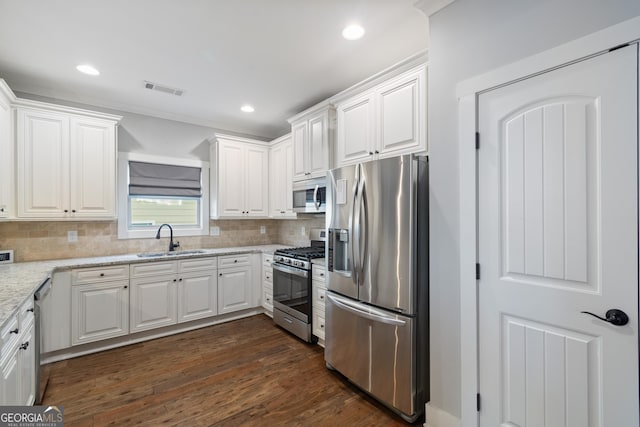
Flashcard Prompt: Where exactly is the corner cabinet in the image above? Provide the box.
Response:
[210,134,269,219]
[269,134,296,218]
[15,101,121,220]
[0,81,15,219]
[289,105,334,182]
[335,63,427,167]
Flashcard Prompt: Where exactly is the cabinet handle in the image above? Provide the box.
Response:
[320,273,324,277]
[72,209,76,213]
[320,324,324,329]
[219,273,222,277]
[124,285,128,289]
[10,328,18,334]
[173,279,177,282]
[234,259,238,263]
[64,209,69,213]
[20,342,29,350]
[320,295,324,300]
[369,151,373,155]
[179,278,183,282]
[26,308,34,313]
[375,150,379,154]
[0,208,4,212]
[99,273,105,277]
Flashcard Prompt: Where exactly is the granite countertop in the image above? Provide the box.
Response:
[0,244,288,331]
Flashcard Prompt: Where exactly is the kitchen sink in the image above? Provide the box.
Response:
[137,250,206,258]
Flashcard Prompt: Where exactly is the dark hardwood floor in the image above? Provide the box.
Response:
[43,315,415,426]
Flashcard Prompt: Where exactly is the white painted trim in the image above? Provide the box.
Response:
[212,132,271,146]
[12,96,122,122]
[270,132,291,144]
[414,0,456,17]
[457,16,640,427]
[425,402,462,427]
[0,79,17,102]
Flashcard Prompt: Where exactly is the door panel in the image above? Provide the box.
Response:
[478,45,638,426]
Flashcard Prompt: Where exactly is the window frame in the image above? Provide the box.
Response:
[117,152,210,239]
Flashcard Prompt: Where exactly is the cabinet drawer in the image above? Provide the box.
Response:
[0,314,19,357]
[179,257,217,273]
[263,267,273,283]
[312,264,326,281]
[218,254,250,268]
[312,282,326,307]
[130,261,177,278]
[262,253,273,266]
[312,310,325,340]
[263,289,273,309]
[18,298,34,329]
[73,265,129,284]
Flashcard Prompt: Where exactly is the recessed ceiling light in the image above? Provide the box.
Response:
[241,105,255,113]
[76,64,100,76]
[342,24,365,40]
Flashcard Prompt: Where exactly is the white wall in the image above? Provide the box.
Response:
[425,0,640,420]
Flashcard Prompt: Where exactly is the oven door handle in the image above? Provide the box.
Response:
[272,263,309,278]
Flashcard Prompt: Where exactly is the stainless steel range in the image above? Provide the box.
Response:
[272,229,325,342]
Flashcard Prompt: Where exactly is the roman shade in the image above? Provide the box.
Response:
[129,161,201,197]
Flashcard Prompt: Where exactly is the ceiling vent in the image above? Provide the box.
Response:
[143,81,184,96]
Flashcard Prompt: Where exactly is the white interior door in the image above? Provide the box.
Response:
[478,44,638,426]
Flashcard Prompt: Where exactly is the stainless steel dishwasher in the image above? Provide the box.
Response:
[34,277,51,404]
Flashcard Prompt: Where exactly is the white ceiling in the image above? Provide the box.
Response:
[0,0,428,140]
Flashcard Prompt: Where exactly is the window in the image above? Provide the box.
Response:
[118,153,209,239]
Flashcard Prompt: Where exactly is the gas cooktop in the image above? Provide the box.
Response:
[275,246,326,261]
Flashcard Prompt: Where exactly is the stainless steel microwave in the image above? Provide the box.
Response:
[292,177,326,213]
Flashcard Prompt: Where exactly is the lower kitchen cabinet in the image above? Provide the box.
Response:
[129,276,177,333]
[311,263,327,345]
[71,281,129,345]
[178,271,218,323]
[262,253,274,315]
[0,300,35,406]
[218,266,252,314]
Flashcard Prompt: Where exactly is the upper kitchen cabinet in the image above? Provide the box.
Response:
[288,103,334,182]
[334,62,427,167]
[269,134,296,218]
[0,81,16,219]
[15,100,121,220]
[210,134,269,219]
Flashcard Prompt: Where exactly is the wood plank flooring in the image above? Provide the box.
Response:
[43,315,416,426]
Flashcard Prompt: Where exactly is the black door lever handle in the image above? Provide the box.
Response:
[581,309,629,326]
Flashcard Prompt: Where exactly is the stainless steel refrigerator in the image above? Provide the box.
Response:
[325,154,428,423]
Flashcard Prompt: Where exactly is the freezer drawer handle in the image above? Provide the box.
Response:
[327,293,406,327]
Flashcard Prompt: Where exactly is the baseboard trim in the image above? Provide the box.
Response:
[424,403,461,427]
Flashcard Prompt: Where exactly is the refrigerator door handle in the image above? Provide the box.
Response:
[350,164,361,285]
[327,293,407,327]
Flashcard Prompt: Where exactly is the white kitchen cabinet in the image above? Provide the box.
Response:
[261,253,274,315]
[15,102,120,219]
[311,263,327,345]
[131,257,218,332]
[269,134,296,218]
[218,254,254,314]
[335,63,427,167]
[0,300,35,406]
[211,134,269,219]
[0,81,15,219]
[129,276,177,333]
[289,105,334,182]
[71,280,130,345]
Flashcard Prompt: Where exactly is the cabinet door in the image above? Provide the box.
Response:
[178,271,217,323]
[336,92,375,166]
[244,144,269,217]
[19,325,35,405]
[217,141,246,217]
[376,66,426,157]
[0,90,12,218]
[69,117,117,218]
[218,267,252,314]
[71,281,129,345]
[283,140,295,215]
[0,347,19,405]
[130,276,177,333]
[292,121,308,181]
[308,111,330,178]
[269,142,285,217]
[17,109,70,218]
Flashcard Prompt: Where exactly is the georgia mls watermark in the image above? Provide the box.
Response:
[0,406,63,427]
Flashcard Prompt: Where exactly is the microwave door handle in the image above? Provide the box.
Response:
[313,185,321,210]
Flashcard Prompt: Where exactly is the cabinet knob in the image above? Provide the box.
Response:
[375,150,379,154]
[20,342,29,350]
[179,278,183,282]
[320,324,324,329]
[64,209,69,213]
[10,328,18,334]
[219,273,222,277]
[124,285,128,289]
[234,259,238,263]
[320,273,324,277]
[369,152,373,155]
[72,209,76,213]
[0,208,4,212]
[99,273,105,277]
[320,295,324,300]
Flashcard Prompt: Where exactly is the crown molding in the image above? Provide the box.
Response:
[414,0,456,16]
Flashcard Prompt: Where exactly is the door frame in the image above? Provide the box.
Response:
[457,16,640,427]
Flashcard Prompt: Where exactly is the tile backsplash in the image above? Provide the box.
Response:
[0,216,326,262]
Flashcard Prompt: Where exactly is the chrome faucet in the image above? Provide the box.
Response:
[155,224,180,252]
